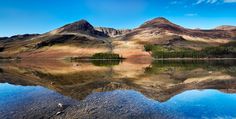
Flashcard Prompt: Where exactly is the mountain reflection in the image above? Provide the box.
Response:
[0,59,236,102]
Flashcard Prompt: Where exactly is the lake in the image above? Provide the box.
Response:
[0,59,236,119]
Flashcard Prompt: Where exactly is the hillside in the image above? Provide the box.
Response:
[123,17,236,42]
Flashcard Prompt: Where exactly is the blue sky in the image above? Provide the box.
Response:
[0,0,236,36]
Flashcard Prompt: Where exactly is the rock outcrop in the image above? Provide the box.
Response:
[95,27,131,37]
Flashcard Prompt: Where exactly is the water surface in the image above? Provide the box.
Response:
[0,60,236,118]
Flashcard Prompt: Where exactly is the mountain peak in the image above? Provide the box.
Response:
[140,17,173,28]
[50,19,108,37]
[149,17,171,23]
[73,19,91,26]
[140,17,180,28]
[135,17,188,35]
[59,19,94,33]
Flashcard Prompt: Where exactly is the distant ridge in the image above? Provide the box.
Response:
[0,34,39,41]
[215,25,236,30]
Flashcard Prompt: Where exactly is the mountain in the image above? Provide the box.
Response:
[95,27,131,37]
[0,17,236,59]
[49,20,108,37]
[125,17,236,39]
[0,20,110,58]
[215,25,236,30]
[34,20,114,49]
[139,17,185,32]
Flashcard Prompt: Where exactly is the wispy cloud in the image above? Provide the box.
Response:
[224,0,236,3]
[195,0,218,4]
[185,13,198,16]
[195,0,236,4]
[170,1,182,5]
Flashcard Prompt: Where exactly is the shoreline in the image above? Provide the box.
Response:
[153,58,236,61]
[68,57,236,61]
[1,57,236,62]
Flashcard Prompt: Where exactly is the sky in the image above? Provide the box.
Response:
[0,0,236,36]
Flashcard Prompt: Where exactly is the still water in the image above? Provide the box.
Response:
[0,60,236,119]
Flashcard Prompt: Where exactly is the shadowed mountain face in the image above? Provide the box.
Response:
[34,34,106,49]
[0,17,236,59]
[95,27,131,37]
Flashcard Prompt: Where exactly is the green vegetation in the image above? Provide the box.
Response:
[144,44,152,54]
[144,42,236,58]
[91,53,123,59]
[69,53,123,62]
[144,44,204,58]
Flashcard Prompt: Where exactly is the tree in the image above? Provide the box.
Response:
[144,44,153,55]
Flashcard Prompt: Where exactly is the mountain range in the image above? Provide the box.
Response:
[0,17,236,59]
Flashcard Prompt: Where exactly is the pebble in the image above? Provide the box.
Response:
[56,111,62,115]
[58,103,63,108]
